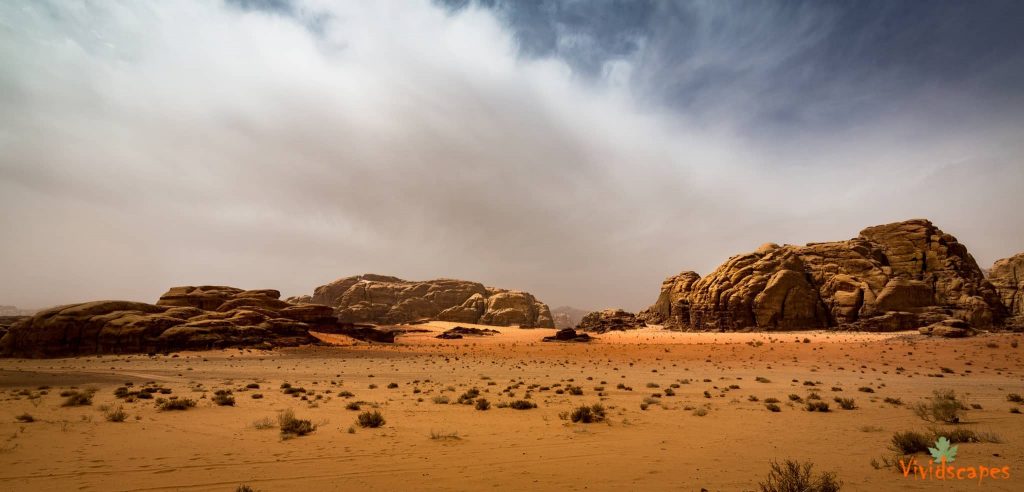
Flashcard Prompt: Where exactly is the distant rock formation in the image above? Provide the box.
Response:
[551,306,590,329]
[577,308,645,333]
[295,274,554,328]
[989,252,1024,329]
[0,305,34,316]
[640,219,1010,332]
[0,286,377,358]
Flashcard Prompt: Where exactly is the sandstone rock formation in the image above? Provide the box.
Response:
[299,274,554,328]
[989,252,1024,329]
[0,286,356,357]
[551,306,590,329]
[577,309,645,333]
[642,219,1008,332]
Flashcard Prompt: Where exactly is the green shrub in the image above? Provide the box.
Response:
[912,390,966,424]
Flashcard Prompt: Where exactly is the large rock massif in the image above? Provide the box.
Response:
[989,252,1024,328]
[291,274,554,328]
[639,219,1020,333]
[0,286,341,357]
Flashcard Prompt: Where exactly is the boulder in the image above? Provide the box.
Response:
[642,219,1008,332]
[543,328,594,342]
[577,309,645,333]
[919,318,975,338]
[301,274,554,328]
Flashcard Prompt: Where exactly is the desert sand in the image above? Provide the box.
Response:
[1,323,1022,491]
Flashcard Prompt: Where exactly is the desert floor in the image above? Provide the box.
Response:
[0,323,1022,491]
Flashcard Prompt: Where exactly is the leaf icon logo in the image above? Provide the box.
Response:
[928,437,958,463]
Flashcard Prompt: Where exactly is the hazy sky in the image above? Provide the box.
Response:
[2,0,1023,312]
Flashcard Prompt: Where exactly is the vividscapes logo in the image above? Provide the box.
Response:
[899,437,1011,484]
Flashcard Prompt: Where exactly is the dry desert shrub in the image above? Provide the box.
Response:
[568,404,606,423]
[278,409,314,438]
[158,398,196,411]
[104,406,127,422]
[758,460,841,492]
[911,390,967,424]
[356,410,385,428]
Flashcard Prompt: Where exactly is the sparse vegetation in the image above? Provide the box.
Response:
[357,410,385,428]
[15,413,34,423]
[61,390,94,407]
[834,397,856,410]
[569,404,606,423]
[475,398,491,411]
[278,409,315,438]
[911,389,966,424]
[158,398,196,411]
[758,460,841,492]
[805,401,830,412]
[104,406,128,422]
[509,400,537,410]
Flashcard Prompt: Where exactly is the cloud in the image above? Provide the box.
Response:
[1,0,1022,312]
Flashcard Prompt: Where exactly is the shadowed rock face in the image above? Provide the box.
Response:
[642,219,1008,332]
[0,286,342,357]
[990,252,1024,329]
[295,274,554,328]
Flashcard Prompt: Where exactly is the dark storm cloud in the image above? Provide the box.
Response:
[0,0,1022,313]
[452,0,1024,135]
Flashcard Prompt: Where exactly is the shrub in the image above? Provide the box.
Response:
[237,486,258,492]
[246,383,260,389]
[278,409,315,438]
[805,401,830,412]
[509,400,537,410]
[891,431,931,454]
[567,386,584,395]
[158,398,196,411]
[15,413,34,423]
[756,376,771,383]
[345,401,361,411]
[911,390,966,424]
[758,460,841,492]
[252,417,275,430]
[62,390,93,407]
[857,387,874,393]
[834,398,856,410]
[1007,394,1024,404]
[105,406,128,422]
[569,404,606,423]
[457,388,480,404]
[766,403,781,412]
[692,407,708,417]
[213,390,235,406]
[788,394,803,403]
[883,397,902,406]
[764,397,780,404]
[357,410,385,428]
[432,395,450,405]
[475,398,491,411]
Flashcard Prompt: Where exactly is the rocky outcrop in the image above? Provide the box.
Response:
[543,328,594,342]
[577,309,645,333]
[0,286,347,357]
[551,306,590,329]
[643,219,1008,332]
[989,253,1024,330]
[302,274,554,328]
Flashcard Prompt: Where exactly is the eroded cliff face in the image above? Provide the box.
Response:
[990,252,1024,329]
[640,219,1009,332]
[294,274,554,328]
[0,286,338,357]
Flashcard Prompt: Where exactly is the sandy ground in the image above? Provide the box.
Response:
[0,322,1022,491]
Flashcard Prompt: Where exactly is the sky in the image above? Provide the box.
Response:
[1,0,1023,312]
